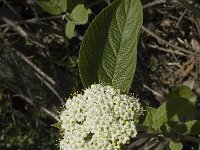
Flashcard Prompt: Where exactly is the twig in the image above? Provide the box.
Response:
[137,133,200,144]
[7,93,16,125]
[13,94,35,106]
[176,9,187,27]
[128,138,148,149]
[2,0,29,29]
[45,46,66,98]
[105,0,111,5]
[11,48,56,86]
[2,17,28,37]
[0,15,63,28]
[1,34,64,104]
[149,44,187,57]
[177,0,200,18]
[1,17,45,48]
[35,73,64,104]
[155,139,170,150]
[13,94,59,121]
[143,0,167,9]
[0,0,174,29]
[142,26,200,57]
[143,84,163,98]
[41,107,59,121]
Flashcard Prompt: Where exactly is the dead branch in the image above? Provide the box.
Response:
[11,48,56,86]
[142,26,200,57]
[177,0,200,18]
[13,94,59,121]
[0,15,63,28]
[2,17,45,48]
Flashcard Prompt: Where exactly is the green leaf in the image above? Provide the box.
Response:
[167,85,197,104]
[144,97,195,130]
[79,0,143,92]
[166,97,196,119]
[36,0,67,15]
[143,86,196,130]
[144,102,169,130]
[64,13,77,22]
[163,86,196,124]
[143,106,158,131]
[174,120,200,135]
[70,4,91,24]
[64,4,91,24]
[152,97,195,126]
[65,22,75,39]
[169,140,183,150]
[152,102,168,128]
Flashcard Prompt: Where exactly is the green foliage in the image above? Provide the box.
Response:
[69,4,91,24]
[169,140,183,150]
[142,85,199,149]
[36,0,67,15]
[36,0,90,39]
[143,105,167,131]
[174,120,200,135]
[65,4,91,39]
[143,85,197,133]
[167,85,197,104]
[166,97,195,119]
[79,0,143,93]
[65,22,75,39]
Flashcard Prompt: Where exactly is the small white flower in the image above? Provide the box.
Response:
[59,84,143,150]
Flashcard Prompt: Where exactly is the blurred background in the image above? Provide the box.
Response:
[0,0,200,149]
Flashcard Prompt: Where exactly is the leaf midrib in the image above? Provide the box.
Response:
[110,0,132,84]
[111,0,139,85]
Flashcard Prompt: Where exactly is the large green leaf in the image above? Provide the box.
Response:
[143,97,195,130]
[36,0,67,15]
[166,97,196,119]
[143,86,197,131]
[79,0,143,92]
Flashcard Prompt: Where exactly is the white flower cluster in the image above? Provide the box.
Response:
[60,84,143,150]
